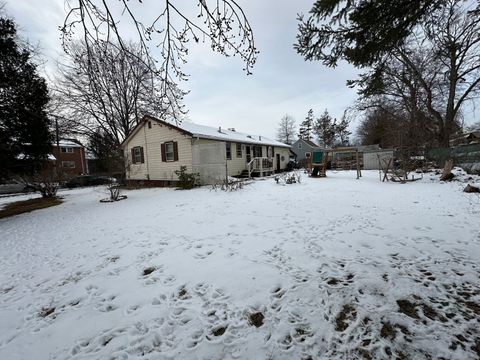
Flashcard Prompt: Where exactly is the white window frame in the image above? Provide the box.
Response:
[60,147,74,153]
[62,160,75,168]
[165,142,175,162]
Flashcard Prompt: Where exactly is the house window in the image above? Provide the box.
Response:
[133,147,143,164]
[148,121,152,129]
[236,143,242,158]
[305,152,311,158]
[161,142,178,162]
[298,143,302,149]
[165,142,175,161]
[62,161,75,168]
[253,146,262,158]
[60,147,74,153]
[226,142,232,160]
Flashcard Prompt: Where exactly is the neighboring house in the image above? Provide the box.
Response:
[122,115,291,186]
[51,140,88,176]
[449,129,480,147]
[291,138,322,162]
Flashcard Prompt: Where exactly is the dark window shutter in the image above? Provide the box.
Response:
[140,147,145,163]
[161,143,166,162]
[173,142,179,161]
[131,148,136,164]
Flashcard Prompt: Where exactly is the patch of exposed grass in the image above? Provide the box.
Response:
[0,197,62,219]
[212,326,226,337]
[39,307,55,317]
[249,312,265,328]
[335,304,357,332]
[143,266,155,276]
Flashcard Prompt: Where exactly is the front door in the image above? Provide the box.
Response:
[276,154,281,171]
[246,145,251,163]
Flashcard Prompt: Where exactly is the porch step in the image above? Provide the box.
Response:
[238,170,250,178]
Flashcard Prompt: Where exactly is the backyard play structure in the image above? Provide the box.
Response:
[309,149,362,179]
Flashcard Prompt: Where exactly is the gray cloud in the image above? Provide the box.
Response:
[5,0,362,139]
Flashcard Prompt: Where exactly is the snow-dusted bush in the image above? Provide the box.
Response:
[274,171,302,185]
[211,177,248,191]
[174,166,199,190]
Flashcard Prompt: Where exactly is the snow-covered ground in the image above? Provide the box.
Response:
[0,170,479,360]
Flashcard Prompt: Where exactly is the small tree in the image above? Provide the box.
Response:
[299,109,315,141]
[276,114,296,145]
[174,166,199,190]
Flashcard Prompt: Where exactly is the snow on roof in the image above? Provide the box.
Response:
[177,121,290,148]
[54,140,82,148]
[16,153,56,161]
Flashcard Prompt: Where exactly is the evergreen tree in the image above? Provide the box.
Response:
[0,17,52,179]
[296,0,446,67]
[298,109,314,141]
[335,113,351,146]
[315,109,336,148]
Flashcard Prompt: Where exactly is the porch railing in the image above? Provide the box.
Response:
[247,157,274,177]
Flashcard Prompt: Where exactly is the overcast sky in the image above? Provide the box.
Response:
[5,0,363,140]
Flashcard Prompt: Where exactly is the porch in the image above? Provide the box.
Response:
[243,157,275,178]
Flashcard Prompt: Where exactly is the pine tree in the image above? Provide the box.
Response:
[315,109,336,148]
[298,109,314,141]
[0,17,52,179]
[335,113,351,146]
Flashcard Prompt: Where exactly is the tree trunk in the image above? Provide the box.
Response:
[440,159,454,181]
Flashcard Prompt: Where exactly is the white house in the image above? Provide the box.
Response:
[122,115,291,186]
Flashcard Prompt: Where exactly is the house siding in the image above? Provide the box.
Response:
[124,119,292,185]
[125,121,193,181]
[51,145,87,176]
[191,138,227,184]
[227,142,248,176]
[291,139,319,162]
[274,147,291,170]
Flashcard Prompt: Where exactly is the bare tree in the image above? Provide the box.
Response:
[276,114,296,145]
[54,41,178,146]
[355,1,480,147]
[60,1,258,117]
[356,103,408,149]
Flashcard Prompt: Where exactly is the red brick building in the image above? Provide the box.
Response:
[51,140,88,176]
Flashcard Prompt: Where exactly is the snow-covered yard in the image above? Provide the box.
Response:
[0,171,479,359]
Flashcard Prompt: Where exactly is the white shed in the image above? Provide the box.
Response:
[363,150,394,170]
